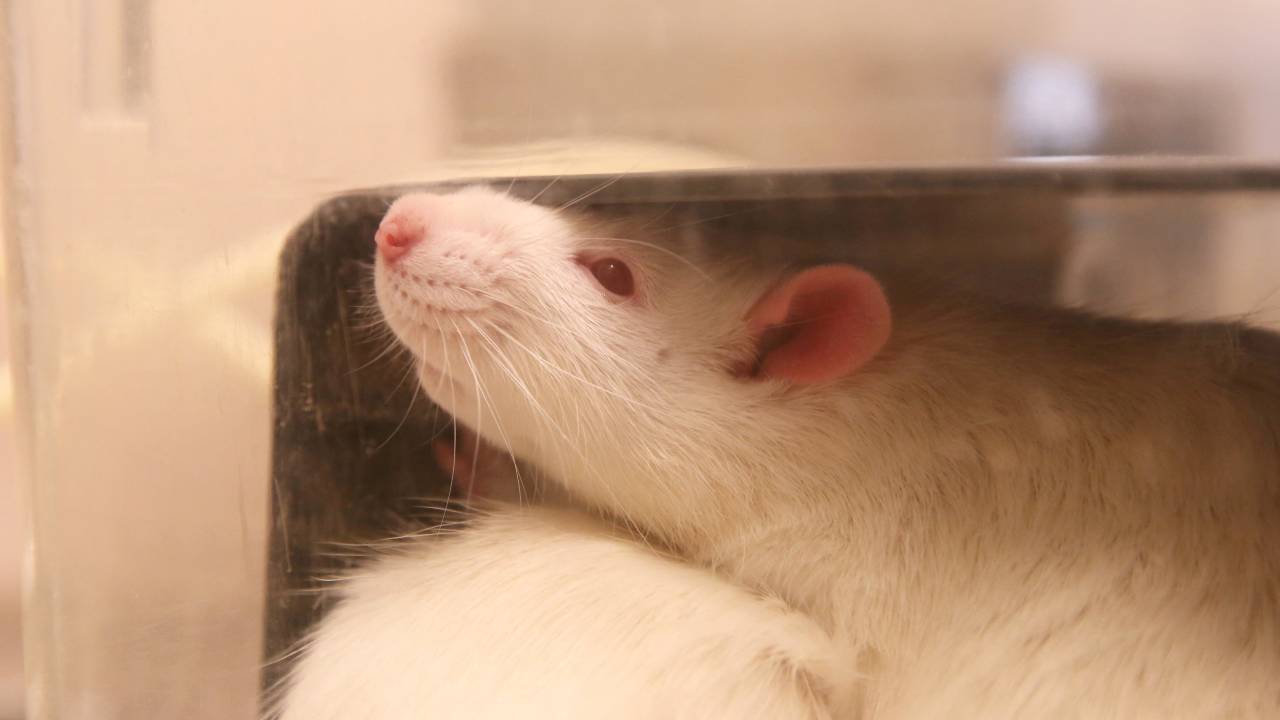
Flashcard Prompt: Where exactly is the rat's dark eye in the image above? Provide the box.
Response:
[587,257,635,297]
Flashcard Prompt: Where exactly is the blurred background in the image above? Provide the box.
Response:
[2,1,1279,718]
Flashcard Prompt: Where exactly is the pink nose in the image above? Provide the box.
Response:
[375,218,423,263]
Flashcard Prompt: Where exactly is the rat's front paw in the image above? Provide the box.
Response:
[431,423,526,503]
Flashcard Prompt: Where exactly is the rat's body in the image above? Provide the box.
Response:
[296,185,1280,718]
[272,505,855,720]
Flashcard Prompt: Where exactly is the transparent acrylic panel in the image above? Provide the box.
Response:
[262,168,1280,695]
[3,2,1278,719]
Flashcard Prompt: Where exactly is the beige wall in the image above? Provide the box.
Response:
[3,2,1278,719]
[2,5,25,715]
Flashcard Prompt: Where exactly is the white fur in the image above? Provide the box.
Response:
[371,185,1280,717]
[271,506,857,720]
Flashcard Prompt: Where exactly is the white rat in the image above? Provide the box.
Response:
[360,185,1280,718]
[270,504,858,720]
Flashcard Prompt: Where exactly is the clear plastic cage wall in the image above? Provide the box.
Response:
[4,2,1280,719]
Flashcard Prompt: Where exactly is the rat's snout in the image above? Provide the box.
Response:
[375,213,425,264]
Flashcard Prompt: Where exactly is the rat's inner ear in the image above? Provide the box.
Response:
[739,264,892,384]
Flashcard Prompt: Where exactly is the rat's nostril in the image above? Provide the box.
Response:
[375,219,423,263]
[382,225,414,248]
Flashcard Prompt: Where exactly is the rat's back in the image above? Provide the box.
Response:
[858,297,1280,717]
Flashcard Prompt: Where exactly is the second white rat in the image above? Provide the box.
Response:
[271,505,857,719]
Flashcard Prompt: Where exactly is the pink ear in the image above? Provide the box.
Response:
[742,265,891,384]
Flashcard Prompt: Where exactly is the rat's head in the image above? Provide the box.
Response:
[374,186,891,501]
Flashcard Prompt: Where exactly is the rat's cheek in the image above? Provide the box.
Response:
[416,370,482,428]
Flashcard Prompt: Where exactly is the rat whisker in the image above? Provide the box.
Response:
[416,417,457,451]
[555,171,627,213]
[372,376,422,452]
[466,321,555,429]
[468,288,659,388]
[377,520,472,543]
[350,335,412,375]
[471,287,619,350]
[432,327,462,521]
[452,319,528,506]
[651,204,768,234]
[424,349,452,404]
[527,174,563,205]
[348,315,399,332]
[634,202,678,232]
[467,318,591,483]
[380,350,424,408]
[485,322,665,417]
[470,324,644,528]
